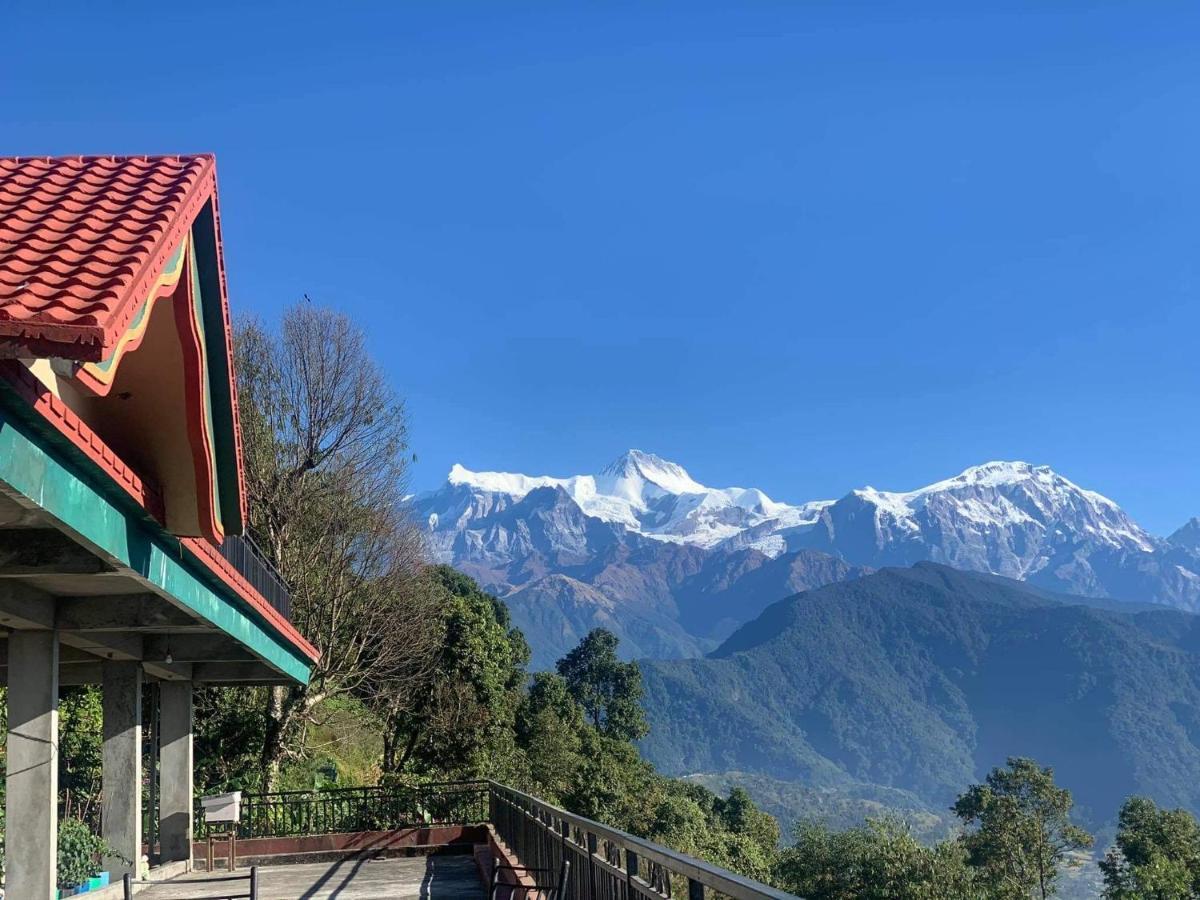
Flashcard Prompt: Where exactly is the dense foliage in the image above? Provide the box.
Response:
[56,817,112,890]
[954,759,1094,899]
[1101,797,1200,898]
[556,628,649,741]
[777,759,1095,900]
[779,817,982,899]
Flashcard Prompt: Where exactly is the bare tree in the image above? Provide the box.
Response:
[234,304,442,790]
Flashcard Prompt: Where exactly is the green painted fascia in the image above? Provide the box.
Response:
[188,232,225,531]
[0,398,311,684]
[192,201,243,535]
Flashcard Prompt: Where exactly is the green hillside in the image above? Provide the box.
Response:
[640,562,1200,826]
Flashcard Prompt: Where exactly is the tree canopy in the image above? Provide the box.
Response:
[556,628,648,741]
[1101,797,1200,899]
[953,758,1094,900]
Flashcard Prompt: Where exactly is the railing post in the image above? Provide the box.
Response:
[586,831,598,900]
[688,878,704,900]
[626,848,639,900]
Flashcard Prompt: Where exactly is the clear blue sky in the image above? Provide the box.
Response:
[4,2,1197,533]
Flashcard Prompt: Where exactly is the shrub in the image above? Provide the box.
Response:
[57,817,111,890]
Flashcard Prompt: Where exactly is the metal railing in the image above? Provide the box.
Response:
[193,781,794,900]
[125,868,258,900]
[489,783,795,900]
[218,532,292,621]
[195,780,489,839]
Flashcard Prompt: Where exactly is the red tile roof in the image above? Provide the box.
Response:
[0,155,217,361]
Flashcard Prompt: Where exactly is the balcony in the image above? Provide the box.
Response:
[184,781,795,899]
[218,532,293,621]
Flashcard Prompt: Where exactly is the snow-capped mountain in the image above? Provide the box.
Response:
[411,452,1200,667]
[424,450,830,558]
[795,461,1158,581]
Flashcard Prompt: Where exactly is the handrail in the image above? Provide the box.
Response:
[219,532,292,621]
[189,780,794,900]
[241,779,487,801]
[488,781,796,900]
[195,779,489,839]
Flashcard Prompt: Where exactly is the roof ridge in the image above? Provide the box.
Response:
[7,153,216,163]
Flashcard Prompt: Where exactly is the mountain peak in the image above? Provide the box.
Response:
[1169,517,1200,552]
[598,450,705,496]
[956,460,1044,481]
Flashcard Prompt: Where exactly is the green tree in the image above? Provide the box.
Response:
[953,757,1093,899]
[515,672,587,802]
[194,685,269,792]
[776,817,982,900]
[556,628,648,741]
[378,566,529,778]
[645,781,781,885]
[1100,797,1200,899]
[58,687,103,826]
[523,632,784,885]
[234,305,442,790]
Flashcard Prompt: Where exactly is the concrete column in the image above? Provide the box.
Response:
[5,630,60,900]
[158,681,194,865]
[102,660,142,878]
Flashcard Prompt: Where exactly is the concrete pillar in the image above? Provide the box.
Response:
[5,630,60,900]
[102,660,142,878]
[158,681,194,865]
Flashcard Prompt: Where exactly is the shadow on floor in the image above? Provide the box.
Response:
[293,854,483,900]
[298,856,374,899]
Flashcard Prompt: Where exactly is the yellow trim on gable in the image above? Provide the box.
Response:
[76,240,188,393]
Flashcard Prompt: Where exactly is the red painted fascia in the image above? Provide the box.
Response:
[183,535,321,662]
[0,359,165,518]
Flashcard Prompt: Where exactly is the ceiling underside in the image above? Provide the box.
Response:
[0,488,291,686]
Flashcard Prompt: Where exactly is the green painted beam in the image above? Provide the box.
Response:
[0,405,312,685]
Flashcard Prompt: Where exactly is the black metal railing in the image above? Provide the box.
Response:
[489,783,796,900]
[218,533,292,621]
[194,780,489,840]
[124,868,258,900]
[193,781,794,900]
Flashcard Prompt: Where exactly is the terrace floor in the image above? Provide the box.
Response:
[139,855,484,900]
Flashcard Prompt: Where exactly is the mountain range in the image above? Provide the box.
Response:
[639,563,1200,828]
[413,451,1200,668]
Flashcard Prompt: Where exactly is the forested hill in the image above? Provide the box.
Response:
[639,562,1200,826]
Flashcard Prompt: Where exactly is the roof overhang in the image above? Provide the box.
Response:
[0,393,315,683]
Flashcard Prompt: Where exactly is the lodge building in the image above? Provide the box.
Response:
[0,155,317,898]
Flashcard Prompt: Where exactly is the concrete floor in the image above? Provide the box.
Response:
[137,854,484,900]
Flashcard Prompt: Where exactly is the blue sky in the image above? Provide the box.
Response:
[4,2,1198,533]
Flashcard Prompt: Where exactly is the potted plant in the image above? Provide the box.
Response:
[56,818,119,898]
